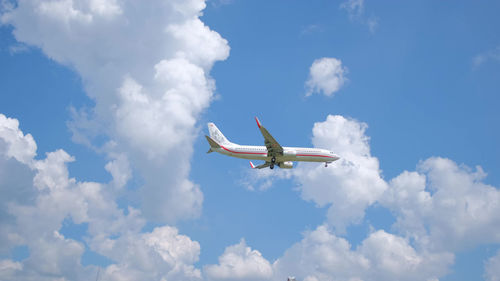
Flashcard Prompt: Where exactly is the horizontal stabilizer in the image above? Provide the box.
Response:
[249,161,271,169]
[205,135,221,149]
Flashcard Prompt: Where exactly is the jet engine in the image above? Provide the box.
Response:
[278,161,293,169]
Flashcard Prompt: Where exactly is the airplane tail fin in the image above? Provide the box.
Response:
[207,123,231,145]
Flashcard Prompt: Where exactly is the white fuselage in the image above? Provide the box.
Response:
[213,143,340,163]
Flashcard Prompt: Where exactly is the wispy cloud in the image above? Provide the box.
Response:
[473,46,500,69]
[209,0,234,8]
[340,0,379,33]
[8,43,29,55]
[300,24,324,36]
[340,0,364,19]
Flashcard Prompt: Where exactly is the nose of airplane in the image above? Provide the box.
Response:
[330,151,340,161]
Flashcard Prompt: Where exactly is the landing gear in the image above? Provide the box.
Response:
[270,157,276,169]
[325,162,328,167]
[271,156,276,164]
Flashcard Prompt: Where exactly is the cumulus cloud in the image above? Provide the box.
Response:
[1,0,230,223]
[305,58,347,97]
[273,225,368,281]
[205,239,273,281]
[382,157,500,252]
[240,115,386,232]
[294,115,387,233]
[273,225,452,281]
[289,117,500,278]
[0,113,204,281]
[96,226,202,281]
[0,0,230,279]
[239,113,500,280]
[0,114,36,165]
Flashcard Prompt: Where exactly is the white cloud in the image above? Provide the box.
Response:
[240,167,293,191]
[340,0,364,19]
[473,46,500,68]
[366,16,378,33]
[340,0,378,33]
[1,0,230,277]
[96,226,202,281]
[209,0,234,8]
[104,153,131,190]
[0,260,22,278]
[7,43,29,54]
[300,24,323,36]
[0,114,36,165]
[273,225,368,281]
[204,239,273,281]
[240,113,500,280]
[357,230,452,281]
[241,115,386,232]
[294,115,387,233]
[382,157,500,252]
[485,250,500,281]
[0,113,203,281]
[273,225,452,281]
[144,226,200,266]
[305,58,347,97]
[1,0,230,223]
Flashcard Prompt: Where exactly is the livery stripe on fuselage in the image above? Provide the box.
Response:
[220,145,267,155]
[296,154,337,159]
[220,145,336,159]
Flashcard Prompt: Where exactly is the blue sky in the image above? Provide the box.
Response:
[1,1,499,280]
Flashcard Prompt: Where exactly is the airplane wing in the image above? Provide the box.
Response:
[250,161,271,169]
[255,117,283,157]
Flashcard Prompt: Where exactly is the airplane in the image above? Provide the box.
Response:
[205,117,340,169]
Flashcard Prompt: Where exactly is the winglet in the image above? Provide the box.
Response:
[255,117,262,128]
[249,161,256,169]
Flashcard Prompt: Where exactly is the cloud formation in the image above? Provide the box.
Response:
[340,0,378,33]
[340,0,364,19]
[0,113,202,281]
[294,115,387,233]
[1,0,230,223]
[473,46,500,68]
[243,114,500,280]
[382,157,500,252]
[205,239,273,281]
[273,226,452,281]
[485,250,500,281]
[2,2,499,280]
[305,58,347,97]
[2,107,500,281]
[205,226,452,281]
